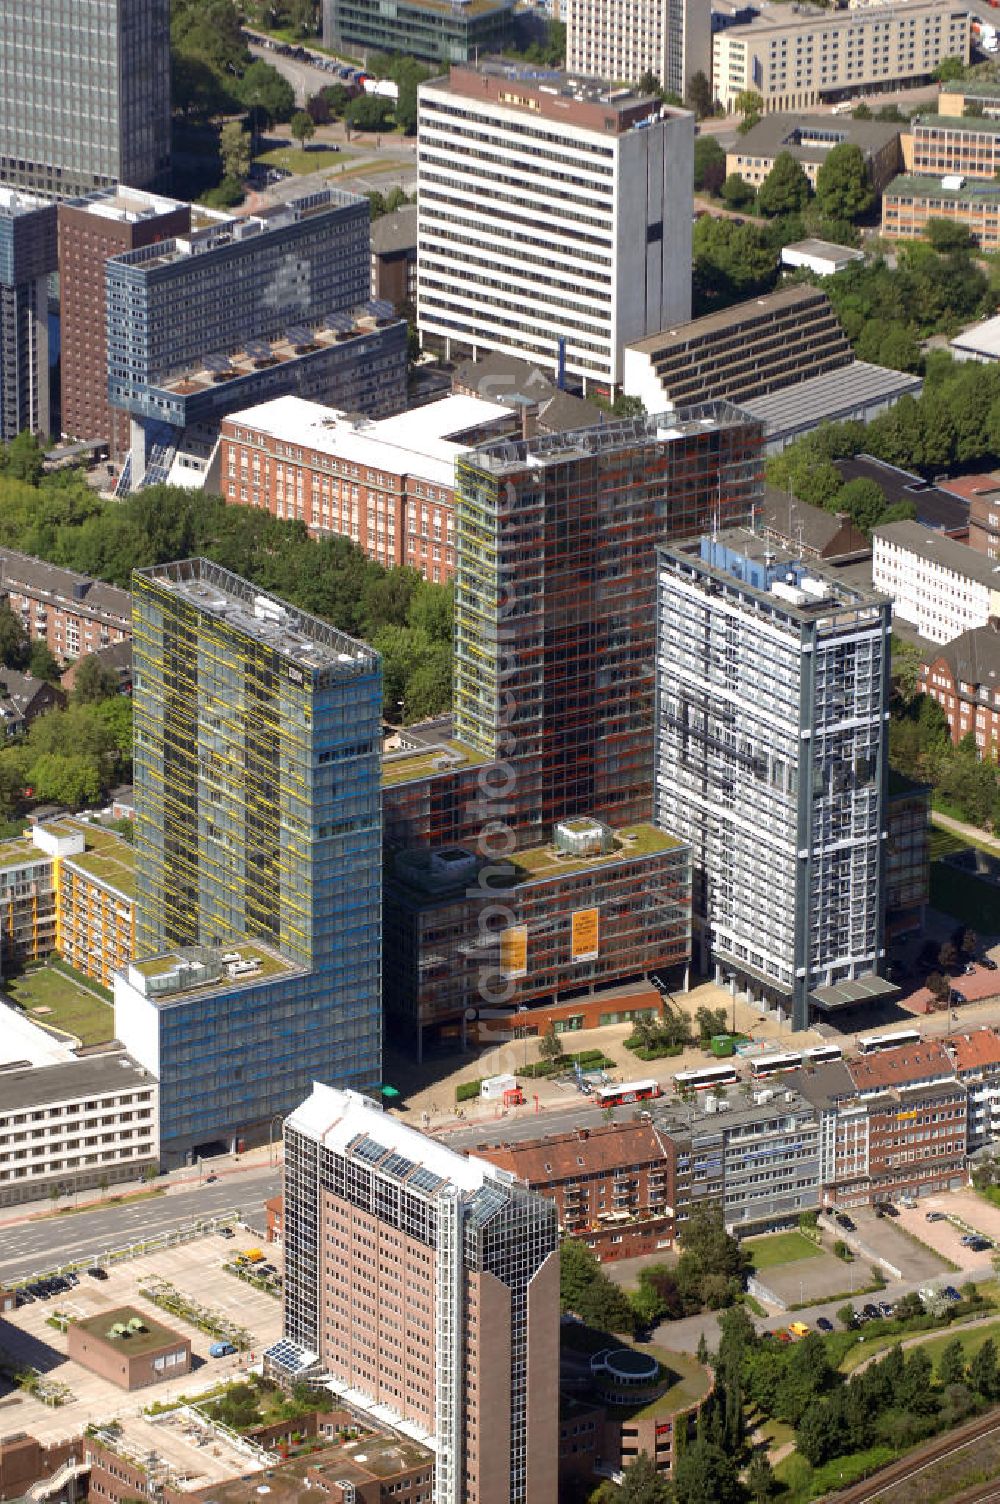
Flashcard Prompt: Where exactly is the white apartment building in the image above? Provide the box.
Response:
[873,519,1000,645]
[654,531,891,1032]
[713,2,971,113]
[0,1050,158,1207]
[417,62,693,393]
[565,0,711,101]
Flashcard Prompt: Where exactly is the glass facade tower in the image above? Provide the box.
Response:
[0,0,171,196]
[118,560,382,1162]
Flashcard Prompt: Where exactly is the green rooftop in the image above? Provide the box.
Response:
[73,1305,185,1358]
[885,173,1000,203]
[592,1345,711,1422]
[130,941,294,996]
[914,110,1000,136]
[0,833,47,872]
[944,79,1000,99]
[65,826,135,898]
[382,738,489,787]
[512,825,685,882]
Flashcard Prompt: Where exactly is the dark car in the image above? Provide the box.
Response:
[862,1304,882,1320]
[969,1236,993,1251]
[816,1316,834,1332]
[878,1302,894,1317]
[837,1213,856,1232]
[943,1286,962,1302]
[926,1211,945,1222]
[883,1202,899,1218]
[951,990,967,1005]
[219,1226,235,1239]
[984,957,998,971]
[87,1266,109,1281]
[15,1289,34,1306]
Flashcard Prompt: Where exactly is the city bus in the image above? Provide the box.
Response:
[748,1050,803,1080]
[673,1063,740,1092]
[857,1029,921,1056]
[804,1045,844,1065]
[596,1079,663,1107]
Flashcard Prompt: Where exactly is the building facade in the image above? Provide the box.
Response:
[946,1028,1000,1154]
[713,4,970,114]
[324,0,515,63]
[118,560,382,1164]
[873,520,1000,645]
[105,191,407,489]
[0,547,132,662]
[565,0,712,100]
[219,394,516,584]
[885,772,930,938]
[67,1308,191,1390]
[882,175,1000,253]
[921,626,1000,756]
[905,113,1000,181]
[371,206,418,311]
[282,1083,560,1504]
[0,1051,158,1208]
[727,114,902,193]
[417,64,694,392]
[384,822,691,1055]
[0,0,171,197]
[59,189,193,455]
[0,190,57,442]
[452,406,762,842]
[654,532,891,1031]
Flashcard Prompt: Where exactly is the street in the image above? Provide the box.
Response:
[0,1164,280,1284]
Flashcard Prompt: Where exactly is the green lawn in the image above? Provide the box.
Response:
[5,966,115,1046]
[930,860,1000,934]
[896,1317,1000,1373]
[256,145,354,175]
[775,1445,898,1503]
[744,1230,825,1271]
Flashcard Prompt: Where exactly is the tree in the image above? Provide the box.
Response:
[971,1336,1000,1400]
[0,606,29,669]
[72,654,121,704]
[757,151,812,217]
[835,476,889,534]
[958,927,979,960]
[28,642,61,683]
[538,1021,563,1064]
[290,110,316,148]
[219,121,251,182]
[638,72,661,97]
[2,432,45,484]
[238,60,296,132]
[686,70,714,119]
[934,56,966,83]
[693,217,776,308]
[345,94,394,132]
[852,101,873,120]
[837,1304,857,1329]
[892,638,924,706]
[673,1437,742,1504]
[695,1004,727,1045]
[937,1338,967,1387]
[939,940,959,973]
[815,143,874,223]
[694,136,726,196]
[721,172,756,210]
[617,1453,672,1504]
[746,1451,776,1504]
[734,89,763,127]
[926,218,974,253]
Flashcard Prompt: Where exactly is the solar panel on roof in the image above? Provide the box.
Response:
[203,353,231,374]
[366,299,395,320]
[245,338,272,360]
[326,311,354,333]
[381,1151,416,1180]
[286,324,314,346]
[265,1338,318,1374]
[352,1134,388,1165]
[408,1166,445,1195]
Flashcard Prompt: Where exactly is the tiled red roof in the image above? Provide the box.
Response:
[947,1028,1000,1073]
[472,1121,669,1185]
[847,1039,954,1092]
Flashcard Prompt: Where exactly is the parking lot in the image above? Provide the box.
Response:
[845,1206,953,1283]
[897,1188,1000,1268]
[0,1231,283,1442]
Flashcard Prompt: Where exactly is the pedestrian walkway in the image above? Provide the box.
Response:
[932,810,1000,857]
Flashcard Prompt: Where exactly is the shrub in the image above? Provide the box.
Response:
[455,1079,482,1103]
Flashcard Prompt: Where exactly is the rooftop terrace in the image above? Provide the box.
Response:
[127,942,297,1005]
[73,1306,184,1358]
[64,823,135,898]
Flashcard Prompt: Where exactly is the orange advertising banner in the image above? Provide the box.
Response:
[571,907,599,961]
[500,924,528,979]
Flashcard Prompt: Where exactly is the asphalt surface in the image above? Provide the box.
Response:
[0,1165,280,1284]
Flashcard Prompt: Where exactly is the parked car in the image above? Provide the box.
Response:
[984,956,998,971]
[883,1202,899,1218]
[219,1226,235,1239]
[965,962,977,975]
[969,1236,992,1251]
[837,1213,856,1232]
[816,1316,834,1332]
[951,989,967,1005]
[789,1321,810,1337]
[775,1330,792,1343]
[878,1302,894,1317]
[209,1341,237,1357]
[862,1304,882,1320]
[943,1286,962,1302]
[87,1266,109,1280]
[206,1173,218,1183]
[926,1211,944,1222]
[15,1289,34,1306]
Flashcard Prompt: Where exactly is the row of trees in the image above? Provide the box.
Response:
[0,452,454,726]
[625,1003,729,1059]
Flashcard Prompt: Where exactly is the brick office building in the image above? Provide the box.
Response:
[219,393,514,583]
[58,188,192,456]
[67,1307,190,1390]
[920,625,1000,756]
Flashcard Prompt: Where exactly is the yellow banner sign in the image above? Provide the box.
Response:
[500,925,528,979]
[571,907,599,962]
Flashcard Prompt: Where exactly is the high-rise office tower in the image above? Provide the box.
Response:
[417,63,694,393]
[0,189,57,441]
[566,0,712,101]
[105,189,407,487]
[281,1083,559,1504]
[59,188,192,452]
[0,0,171,197]
[115,559,382,1163]
[451,406,763,840]
[654,530,892,1031]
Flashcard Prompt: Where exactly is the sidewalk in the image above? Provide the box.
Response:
[932,810,1000,857]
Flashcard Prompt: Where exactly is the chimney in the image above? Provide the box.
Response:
[521,401,538,442]
[577,1127,589,1141]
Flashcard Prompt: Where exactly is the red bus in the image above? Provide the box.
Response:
[595,1079,662,1107]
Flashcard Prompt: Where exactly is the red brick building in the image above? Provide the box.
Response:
[58,189,191,457]
[0,548,131,663]
[370,206,416,312]
[920,624,1000,755]
[839,1042,967,1203]
[474,1119,677,1262]
[219,393,517,584]
[67,1307,191,1390]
